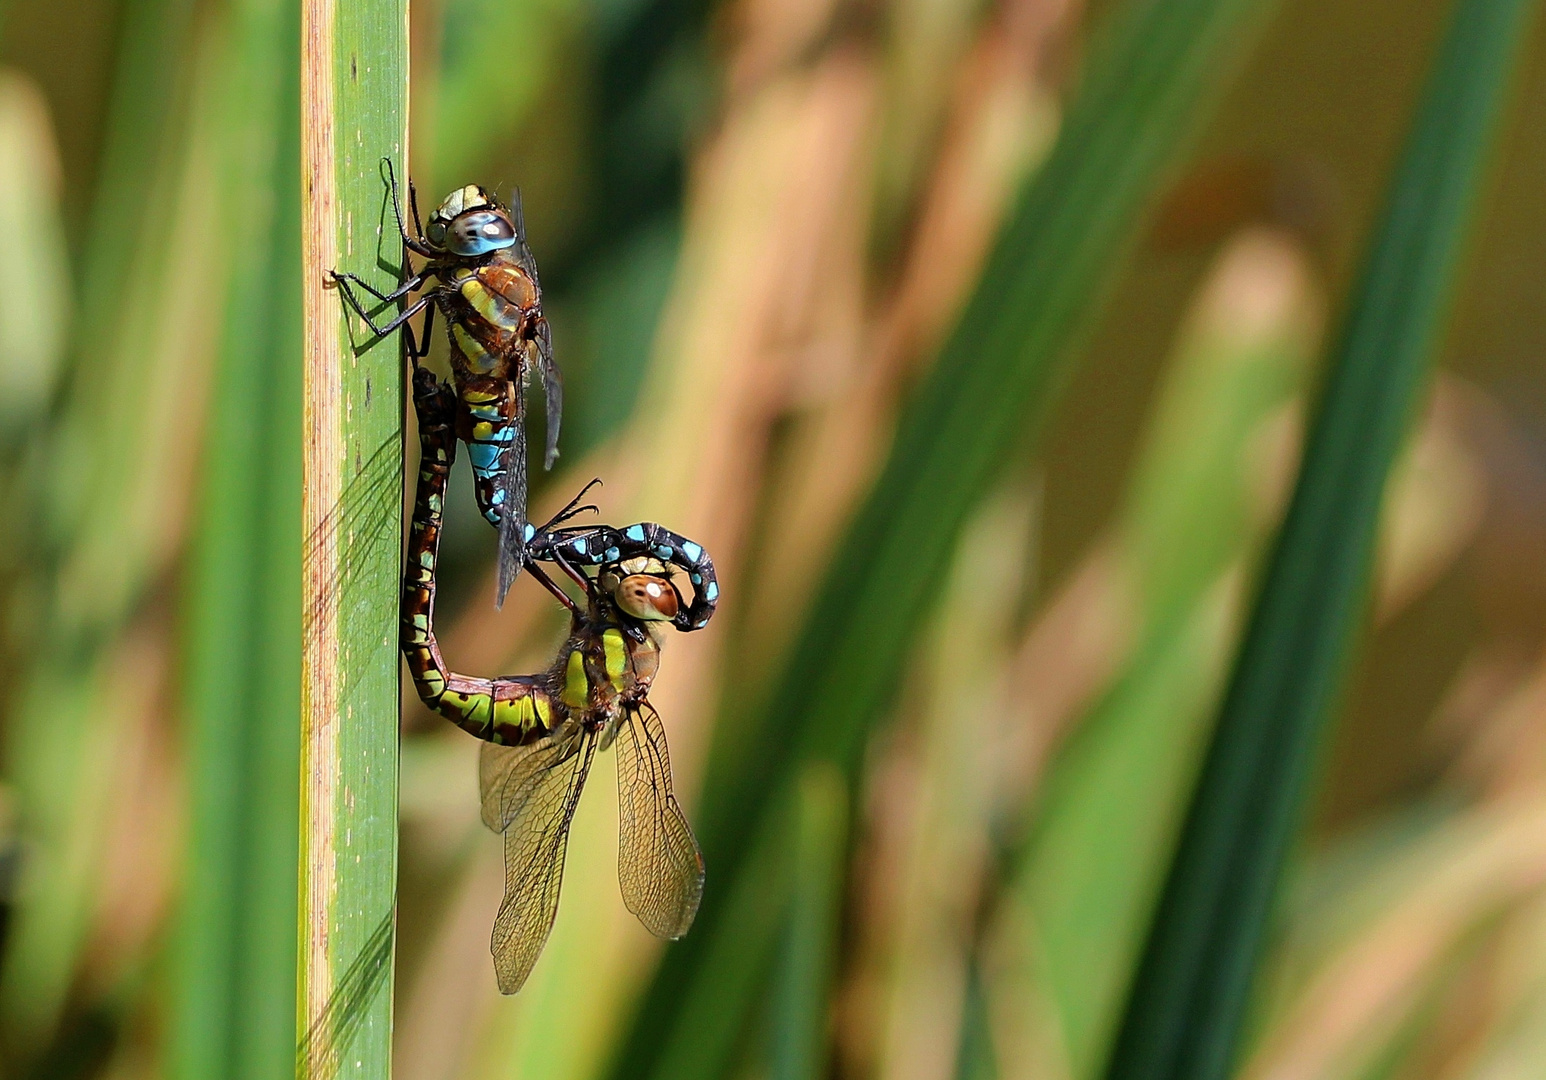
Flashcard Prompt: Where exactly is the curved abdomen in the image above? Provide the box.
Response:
[403,373,555,746]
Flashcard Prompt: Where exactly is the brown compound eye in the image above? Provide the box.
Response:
[615,574,679,621]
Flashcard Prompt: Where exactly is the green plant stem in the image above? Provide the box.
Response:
[1101,2,1541,1078]
[296,1,408,1077]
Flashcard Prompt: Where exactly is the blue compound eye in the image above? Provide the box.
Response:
[447,210,516,256]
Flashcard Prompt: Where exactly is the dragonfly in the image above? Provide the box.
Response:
[330,161,561,606]
[401,366,717,994]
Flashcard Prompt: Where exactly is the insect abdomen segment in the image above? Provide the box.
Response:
[403,370,554,745]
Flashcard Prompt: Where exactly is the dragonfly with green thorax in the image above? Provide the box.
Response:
[330,162,561,606]
[401,366,718,993]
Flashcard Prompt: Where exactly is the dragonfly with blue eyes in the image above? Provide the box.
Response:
[330,162,561,605]
[401,367,717,993]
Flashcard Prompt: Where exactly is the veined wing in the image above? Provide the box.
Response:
[615,703,704,939]
[493,388,529,608]
[479,726,597,994]
[479,720,586,832]
[507,188,541,288]
[535,318,561,470]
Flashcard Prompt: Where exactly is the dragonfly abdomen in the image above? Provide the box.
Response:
[435,674,558,745]
[455,378,524,530]
[402,368,554,746]
[535,522,720,631]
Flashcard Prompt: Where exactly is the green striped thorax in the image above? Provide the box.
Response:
[425,185,519,258]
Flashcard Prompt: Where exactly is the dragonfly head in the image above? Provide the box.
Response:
[599,557,682,623]
[424,184,517,257]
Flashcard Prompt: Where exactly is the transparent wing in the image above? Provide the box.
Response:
[479,727,597,994]
[508,188,542,286]
[615,703,705,939]
[536,318,562,470]
[493,389,529,608]
[478,721,585,833]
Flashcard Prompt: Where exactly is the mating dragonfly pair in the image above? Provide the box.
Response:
[332,169,718,995]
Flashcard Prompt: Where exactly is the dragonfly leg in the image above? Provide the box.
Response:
[400,303,438,373]
[409,176,426,237]
[525,562,581,616]
[331,268,426,306]
[332,284,431,342]
[384,158,438,258]
[538,478,603,532]
[412,302,436,362]
[551,546,590,591]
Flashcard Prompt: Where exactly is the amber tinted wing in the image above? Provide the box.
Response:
[478,720,585,832]
[479,726,596,993]
[615,703,705,939]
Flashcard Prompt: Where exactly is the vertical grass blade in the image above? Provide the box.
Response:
[610,0,1284,1076]
[173,0,302,1076]
[297,1,408,1076]
[1100,2,1541,1078]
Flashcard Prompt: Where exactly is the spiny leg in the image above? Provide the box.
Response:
[333,284,431,342]
[330,268,427,306]
[539,478,604,532]
[384,157,437,258]
[401,303,437,369]
[409,175,426,237]
[550,546,590,592]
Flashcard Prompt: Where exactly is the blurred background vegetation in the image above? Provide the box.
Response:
[0,0,1543,1077]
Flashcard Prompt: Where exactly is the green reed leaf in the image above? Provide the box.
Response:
[768,763,848,1080]
[296,1,408,1077]
[1100,2,1541,1078]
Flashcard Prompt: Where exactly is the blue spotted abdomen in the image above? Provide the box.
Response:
[454,376,523,528]
[533,522,719,631]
